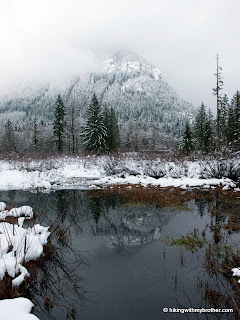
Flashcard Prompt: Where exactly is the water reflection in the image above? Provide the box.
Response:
[0,189,239,319]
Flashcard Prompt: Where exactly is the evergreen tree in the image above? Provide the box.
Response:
[53,94,67,152]
[213,54,224,148]
[104,106,121,152]
[194,103,207,151]
[67,99,78,153]
[3,120,16,152]
[218,94,229,147]
[226,103,235,148]
[103,106,111,150]
[194,103,214,153]
[81,94,107,152]
[124,120,134,150]
[182,120,193,155]
[232,90,240,150]
[203,109,214,153]
[32,119,39,151]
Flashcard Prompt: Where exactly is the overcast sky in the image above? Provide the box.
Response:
[1,0,240,111]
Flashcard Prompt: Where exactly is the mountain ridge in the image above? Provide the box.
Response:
[0,50,196,138]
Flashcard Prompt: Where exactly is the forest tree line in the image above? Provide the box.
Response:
[1,56,239,156]
[1,89,239,156]
[1,93,123,154]
[182,56,240,154]
[182,90,240,155]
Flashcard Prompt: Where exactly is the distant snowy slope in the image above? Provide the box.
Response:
[0,83,59,127]
[0,50,196,136]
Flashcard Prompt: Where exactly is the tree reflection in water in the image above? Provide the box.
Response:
[0,190,89,320]
[1,189,240,319]
[26,222,88,320]
[165,191,240,320]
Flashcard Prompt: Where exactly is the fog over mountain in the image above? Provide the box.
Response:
[1,0,239,111]
[0,51,196,138]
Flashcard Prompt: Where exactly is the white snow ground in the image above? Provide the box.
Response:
[0,155,239,319]
[0,202,50,286]
[0,297,39,320]
[0,155,239,191]
[0,203,50,319]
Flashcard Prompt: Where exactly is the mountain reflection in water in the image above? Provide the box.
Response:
[0,189,239,320]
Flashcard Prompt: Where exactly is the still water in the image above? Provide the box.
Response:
[0,189,239,319]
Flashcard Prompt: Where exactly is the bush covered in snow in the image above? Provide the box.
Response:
[200,158,240,183]
[0,154,239,191]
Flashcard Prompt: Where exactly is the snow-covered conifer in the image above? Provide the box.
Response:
[194,103,207,151]
[182,120,193,155]
[53,94,67,152]
[193,103,214,153]
[81,95,107,152]
[104,106,121,152]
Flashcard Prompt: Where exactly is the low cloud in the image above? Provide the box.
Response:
[0,0,239,109]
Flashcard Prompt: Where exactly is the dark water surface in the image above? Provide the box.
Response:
[0,189,239,320]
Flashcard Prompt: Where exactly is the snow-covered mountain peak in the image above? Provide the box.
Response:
[0,50,196,138]
[97,50,162,81]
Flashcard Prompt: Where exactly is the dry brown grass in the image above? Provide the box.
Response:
[88,184,240,209]
[0,274,30,300]
[87,184,203,208]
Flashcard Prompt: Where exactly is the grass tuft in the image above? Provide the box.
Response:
[164,230,205,252]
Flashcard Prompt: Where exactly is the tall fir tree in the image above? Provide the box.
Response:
[203,109,214,153]
[104,106,121,152]
[194,103,207,151]
[182,120,193,155]
[194,103,214,153]
[53,94,67,152]
[81,94,107,152]
[213,54,224,149]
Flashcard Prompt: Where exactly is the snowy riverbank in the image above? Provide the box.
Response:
[0,154,239,191]
[0,202,50,286]
[0,202,50,319]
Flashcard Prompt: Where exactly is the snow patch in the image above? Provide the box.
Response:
[232,267,240,283]
[0,297,39,320]
[153,68,161,80]
[0,202,50,286]
[0,156,238,192]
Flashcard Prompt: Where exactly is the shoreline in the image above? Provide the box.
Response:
[0,155,239,192]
